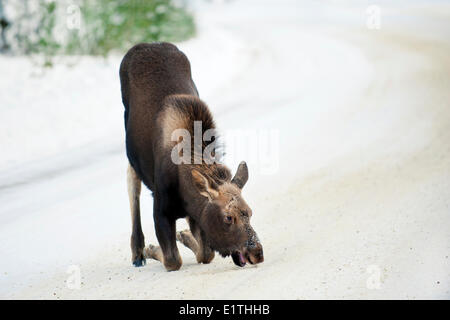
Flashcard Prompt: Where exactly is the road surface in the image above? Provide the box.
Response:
[1,0,449,299]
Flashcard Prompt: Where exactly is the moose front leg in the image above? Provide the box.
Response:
[144,244,163,262]
[176,229,199,253]
[177,218,215,264]
[152,197,182,271]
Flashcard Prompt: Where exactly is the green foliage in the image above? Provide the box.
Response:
[36,1,60,66]
[72,0,196,56]
[10,0,195,61]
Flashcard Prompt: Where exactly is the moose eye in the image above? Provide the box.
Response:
[225,215,233,224]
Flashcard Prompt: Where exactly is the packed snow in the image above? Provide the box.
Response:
[1,0,449,299]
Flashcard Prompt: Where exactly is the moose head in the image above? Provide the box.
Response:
[192,161,264,267]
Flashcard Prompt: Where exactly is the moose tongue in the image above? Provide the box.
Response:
[231,251,246,267]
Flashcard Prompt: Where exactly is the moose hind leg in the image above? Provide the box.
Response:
[128,164,145,267]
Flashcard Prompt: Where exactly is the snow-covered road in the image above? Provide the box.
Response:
[1,0,450,299]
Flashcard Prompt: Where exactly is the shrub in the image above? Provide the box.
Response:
[4,0,195,63]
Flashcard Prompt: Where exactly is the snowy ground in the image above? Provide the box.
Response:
[1,0,450,299]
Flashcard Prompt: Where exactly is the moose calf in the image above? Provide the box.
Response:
[119,42,264,271]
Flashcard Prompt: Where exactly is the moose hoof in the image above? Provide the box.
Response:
[132,254,146,267]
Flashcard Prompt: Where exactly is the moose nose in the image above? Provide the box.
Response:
[249,244,264,264]
[254,249,264,264]
[252,252,264,264]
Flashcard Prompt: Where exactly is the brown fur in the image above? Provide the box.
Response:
[120,42,263,271]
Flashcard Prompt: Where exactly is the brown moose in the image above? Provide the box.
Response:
[119,42,263,271]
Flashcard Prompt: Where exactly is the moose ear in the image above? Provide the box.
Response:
[191,169,219,201]
[231,161,249,189]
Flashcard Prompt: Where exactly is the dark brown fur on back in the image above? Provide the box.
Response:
[120,42,199,189]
